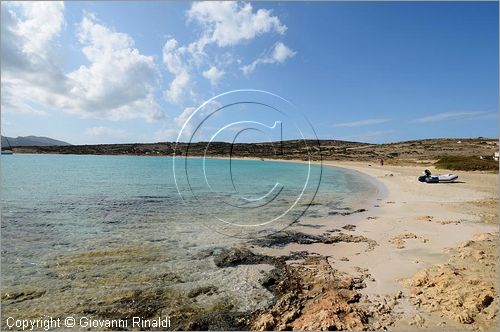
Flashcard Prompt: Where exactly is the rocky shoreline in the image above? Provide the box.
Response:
[5,229,495,331]
[137,227,409,330]
[2,161,497,331]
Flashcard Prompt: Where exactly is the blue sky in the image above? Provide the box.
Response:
[1,1,498,144]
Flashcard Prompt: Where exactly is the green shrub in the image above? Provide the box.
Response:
[435,156,499,172]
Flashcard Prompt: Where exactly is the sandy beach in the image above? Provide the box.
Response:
[249,161,498,331]
[1,155,497,331]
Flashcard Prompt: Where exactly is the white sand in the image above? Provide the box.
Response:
[257,161,498,298]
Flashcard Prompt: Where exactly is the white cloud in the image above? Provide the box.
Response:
[175,106,197,128]
[202,66,225,86]
[163,39,187,75]
[1,2,67,115]
[157,106,204,141]
[1,4,163,122]
[173,100,223,140]
[413,111,495,123]
[3,1,294,127]
[62,14,162,122]
[154,128,179,142]
[165,70,191,104]
[162,38,192,103]
[187,1,286,48]
[241,42,295,75]
[0,84,49,116]
[272,42,295,62]
[160,2,291,104]
[333,118,391,128]
[85,126,126,138]
[174,107,198,139]
[9,1,65,58]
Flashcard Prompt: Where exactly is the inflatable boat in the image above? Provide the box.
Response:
[418,170,458,183]
[435,173,458,182]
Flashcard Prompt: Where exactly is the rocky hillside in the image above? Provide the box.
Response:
[9,138,498,162]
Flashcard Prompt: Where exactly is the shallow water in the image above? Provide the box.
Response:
[1,154,377,324]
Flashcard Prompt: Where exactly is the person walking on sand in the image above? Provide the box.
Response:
[380,159,384,166]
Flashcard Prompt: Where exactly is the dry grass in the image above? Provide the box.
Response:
[435,156,498,172]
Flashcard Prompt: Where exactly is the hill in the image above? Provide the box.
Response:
[8,138,498,164]
[1,136,71,147]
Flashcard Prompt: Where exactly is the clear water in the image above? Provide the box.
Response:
[1,154,377,321]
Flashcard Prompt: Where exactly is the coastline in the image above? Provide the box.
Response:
[1,154,497,330]
[247,160,498,330]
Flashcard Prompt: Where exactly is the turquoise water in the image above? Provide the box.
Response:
[1,154,376,322]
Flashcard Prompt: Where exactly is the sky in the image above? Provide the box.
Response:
[1,1,498,144]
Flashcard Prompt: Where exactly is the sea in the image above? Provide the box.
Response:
[1,154,378,326]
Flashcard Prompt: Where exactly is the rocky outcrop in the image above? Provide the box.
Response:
[403,232,499,330]
[251,256,399,330]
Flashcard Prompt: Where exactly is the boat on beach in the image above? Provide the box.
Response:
[418,170,458,183]
[435,173,459,182]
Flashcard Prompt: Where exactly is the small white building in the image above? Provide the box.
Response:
[494,152,499,162]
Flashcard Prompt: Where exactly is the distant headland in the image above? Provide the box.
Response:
[1,135,71,147]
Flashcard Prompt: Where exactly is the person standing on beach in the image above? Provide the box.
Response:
[380,159,384,166]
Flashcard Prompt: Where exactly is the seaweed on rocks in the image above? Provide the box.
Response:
[212,247,280,268]
[82,287,251,331]
[298,223,324,229]
[1,289,46,304]
[250,230,378,251]
[173,300,250,331]
[86,288,174,323]
[249,231,326,248]
[328,208,367,216]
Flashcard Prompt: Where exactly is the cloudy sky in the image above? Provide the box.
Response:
[1,1,498,144]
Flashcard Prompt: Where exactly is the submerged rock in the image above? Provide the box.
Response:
[212,247,279,268]
[250,230,378,251]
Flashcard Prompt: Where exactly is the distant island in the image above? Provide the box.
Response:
[1,135,71,147]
